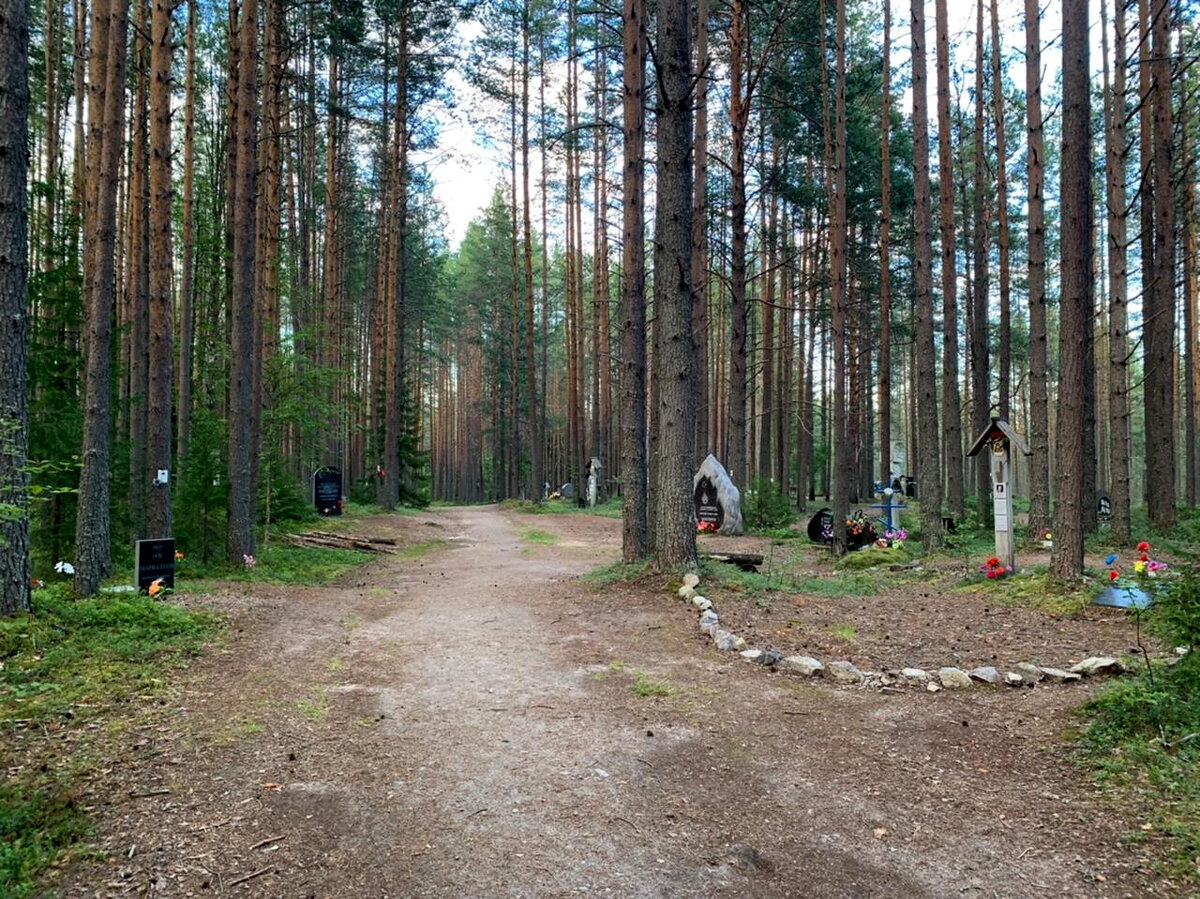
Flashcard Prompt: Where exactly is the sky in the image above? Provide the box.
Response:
[421,0,1075,252]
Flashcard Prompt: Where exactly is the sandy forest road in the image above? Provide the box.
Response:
[65,505,1169,898]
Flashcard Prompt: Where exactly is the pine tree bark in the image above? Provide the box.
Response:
[878,0,893,487]
[970,0,990,516]
[620,0,648,561]
[1144,0,1176,530]
[692,0,709,462]
[1051,0,1091,581]
[652,0,696,570]
[935,0,963,520]
[989,0,1011,422]
[1025,0,1051,544]
[0,0,31,615]
[75,0,128,595]
[911,0,943,551]
[177,0,197,465]
[828,0,851,554]
[146,0,173,539]
[227,0,259,564]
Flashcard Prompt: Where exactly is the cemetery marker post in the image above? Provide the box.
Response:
[967,418,1032,572]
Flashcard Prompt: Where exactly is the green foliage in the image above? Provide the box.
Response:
[0,781,90,898]
[835,545,908,570]
[0,585,217,894]
[700,559,879,598]
[1079,568,1200,881]
[1149,566,1200,666]
[982,570,1093,616]
[517,527,558,545]
[583,560,652,587]
[26,261,83,570]
[258,458,316,527]
[174,408,228,567]
[185,542,369,586]
[630,672,675,698]
[0,585,220,721]
[743,477,795,530]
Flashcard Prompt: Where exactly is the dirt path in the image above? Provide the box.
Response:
[62,506,1171,897]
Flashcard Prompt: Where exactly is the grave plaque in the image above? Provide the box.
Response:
[692,454,744,536]
[136,538,176,593]
[1097,492,1112,521]
[694,476,724,530]
[313,466,343,516]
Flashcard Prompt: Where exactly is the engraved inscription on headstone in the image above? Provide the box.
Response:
[313,466,343,516]
[136,538,176,593]
[694,475,724,530]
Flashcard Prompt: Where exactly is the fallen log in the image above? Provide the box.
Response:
[701,551,764,572]
[286,532,397,554]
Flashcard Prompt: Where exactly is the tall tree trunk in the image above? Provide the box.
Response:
[146,0,173,539]
[911,0,943,550]
[0,0,30,615]
[828,0,850,553]
[726,0,748,487]
[878,0,893,487]
[990,0,1011,422]
[177,0,196,466]
[653,0,696,569]
[692,0,709,462]
[970,0,990,515]
[1052,0,1091,581]
[523,3,542,500]
[227,0,259,564]
[1145,0,1176,530]
[1025,0,1050,544]
[128,4,149,541]
[75,0,128,596]
[620,0,648,561]
[935,0,963,520]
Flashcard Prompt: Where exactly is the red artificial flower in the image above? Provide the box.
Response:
[1139,553,1150,562]
[1108,569,1120,582]
[1136,541,1151,553]
[986,569,999,579]
[986,557,1000,567]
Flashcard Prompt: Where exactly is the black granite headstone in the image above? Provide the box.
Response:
[694,475,725,530]
[1097,492,1112,521]
[313,466,343,516]
[136,538,176,593]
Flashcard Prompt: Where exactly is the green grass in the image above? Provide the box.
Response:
[517,527,559,546]
[1,584,220,894]
[701,558,880,599]
[583,560,651,587]
[398,539,447,560]
[835,545,909,570]
[1079,669,1200,883]
[183,541,369,587]
[630,672,676,698]
[0,782,91,897]
[830,623,857,642]
[975,570,1095,616]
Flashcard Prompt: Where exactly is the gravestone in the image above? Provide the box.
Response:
[692,454,744,536]
[586,457,602,508]
[136,538,176,593]
[313,466,343,516]
[807,508,835,544]
[560,482,575,500]
[1097,492,1112,522]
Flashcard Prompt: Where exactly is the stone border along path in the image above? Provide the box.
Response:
[676,572,1138,693]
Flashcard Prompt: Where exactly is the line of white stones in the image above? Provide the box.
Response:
[676,572,1130,691]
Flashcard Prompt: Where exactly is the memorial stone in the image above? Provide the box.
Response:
[692,454,744,535]
[313,466,343,516]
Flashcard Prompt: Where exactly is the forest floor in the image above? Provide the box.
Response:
[50,504,1190,897]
